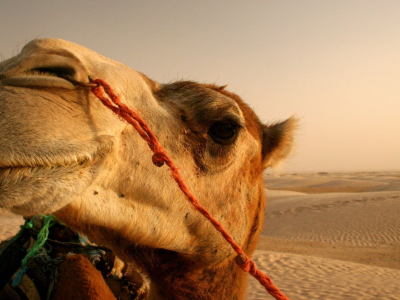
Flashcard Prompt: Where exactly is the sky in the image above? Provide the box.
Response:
[1,0,399,172]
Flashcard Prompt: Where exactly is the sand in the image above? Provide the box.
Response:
[1,171,400,299]
[246,171,400,299]
[247,250,400,300]
[0,209,24,240]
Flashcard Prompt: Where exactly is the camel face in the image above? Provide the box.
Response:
[0,39,296,275]
[0,39,133,215]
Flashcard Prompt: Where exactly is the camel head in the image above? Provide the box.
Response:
[0,39,296,299]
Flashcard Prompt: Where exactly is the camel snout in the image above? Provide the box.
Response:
[0,50,91,90]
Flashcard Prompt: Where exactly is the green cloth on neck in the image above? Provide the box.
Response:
[21,215,56,266]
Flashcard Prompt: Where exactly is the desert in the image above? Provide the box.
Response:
[247,171,400,299]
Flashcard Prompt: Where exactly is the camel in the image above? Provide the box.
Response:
[0,38,296,299]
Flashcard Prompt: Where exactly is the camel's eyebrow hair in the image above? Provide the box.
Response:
[157,81,245,125]
[192,100,245,127]
[217,111,244,127]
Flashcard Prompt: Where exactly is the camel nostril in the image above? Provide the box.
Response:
[0,51,91,89]
[1,64,95,89]
[26,66,76,80]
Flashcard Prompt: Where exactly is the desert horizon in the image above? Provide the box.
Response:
[2,170,399,299]
[247,170,400,299]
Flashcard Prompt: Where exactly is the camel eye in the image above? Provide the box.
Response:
[208,121,238,144]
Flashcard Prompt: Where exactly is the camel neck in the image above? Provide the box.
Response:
[133,248,248,300]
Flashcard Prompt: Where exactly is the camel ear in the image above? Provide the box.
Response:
[217,85,228,91]
[261,117,297,169]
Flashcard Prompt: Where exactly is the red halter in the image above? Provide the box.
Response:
[90,78,289,300]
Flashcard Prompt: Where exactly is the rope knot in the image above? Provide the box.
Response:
[152,152,167,167]
[235,254,252,272]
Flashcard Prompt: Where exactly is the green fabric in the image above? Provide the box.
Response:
[11,215,57,288]
[21,215,56,266]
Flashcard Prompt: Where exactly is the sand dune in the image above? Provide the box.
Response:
[265,189,307,200]
[246,250,400,300]
[1,171,400,299]
[264,190,400,246]
[248,171,400,299]
[264,171,400,193]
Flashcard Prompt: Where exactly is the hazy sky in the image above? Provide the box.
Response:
[1,1,399,172]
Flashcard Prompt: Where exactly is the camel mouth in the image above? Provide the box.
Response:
[0,155,102,214]
[0,136,113,171]
[0,156,91,171]
[0,153,95,181]
[0,143,109,191]
[0,53,96,90]
[0,162,90,184]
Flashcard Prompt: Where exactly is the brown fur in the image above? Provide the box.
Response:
[52,255,116,300]
[0,39,296,299]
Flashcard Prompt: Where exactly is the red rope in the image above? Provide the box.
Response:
[90,78,290,300]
